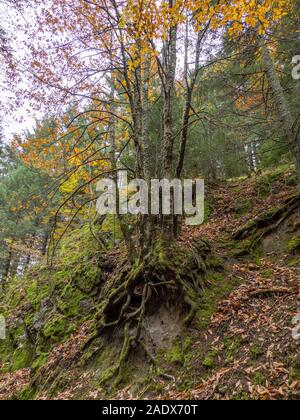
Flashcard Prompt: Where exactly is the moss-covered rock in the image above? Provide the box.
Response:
[56,284,86,318]
[12,345,32,371]
[43,315,75,343]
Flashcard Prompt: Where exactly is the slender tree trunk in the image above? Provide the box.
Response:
[176,22,203,179]
[260,38,300,179]
[207,124,217,183]
[24,254,31,273]
[42,231,49,256]
[161,26,177,180]
[161,8,178,241]
[10,254,20,278]
[2,242,13,287]
[23,234,36,273]
[109,66,137,262]
[247,141,258,174]
[175,23,205,236]
[140,54,153,251]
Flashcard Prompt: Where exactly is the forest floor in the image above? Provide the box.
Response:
[166,166,300,400]
[0,165,299,400]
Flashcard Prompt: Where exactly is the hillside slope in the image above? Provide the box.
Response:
[0,166,299,400]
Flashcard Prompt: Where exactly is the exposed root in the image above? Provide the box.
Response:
[248,287,295,299]
[92,238,212,384]
[233,193,300,242]
[232,193,300,253]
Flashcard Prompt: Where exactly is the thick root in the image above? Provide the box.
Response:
[92,238,211,384]
[232,193,300,252]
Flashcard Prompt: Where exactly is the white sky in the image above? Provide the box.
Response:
[0,1,222,143]
[0,1,36,142]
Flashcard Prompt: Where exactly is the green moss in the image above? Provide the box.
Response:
[203,350,218,369]
[253,372,266,386]
[0,337,14,370]
[250,343,264,360]
[252,254,262,266]
[10,290,21,309]
[59,225,102,266]
[289,367,300,381]
[0,325,32,371]
[183,336,192,352]
[153,239,170,267]
[196,274,241,330]
[208,272,224,282]
[154,382,164,393]
[75,264,101,292]
[17,385,37,400]
[165,336,192,366]
[43,315,75,343]
[261,269,272,279]
[31,285,49,310]
[31,352,48,372]
[287,257,300,267]
[255,165,291,199]
[228,239,253,257]
[287,235,300,254]
[224,337,242,364]
[235,198,252,215]
[56,284,85,318]
[207,256,224,271]
[11,325,25,340]
[98,366,117,385]
[232,391,250,400]
[89,341,120,385]
[166,341,184,365]
[285,175,298,186]
[256,179,272,199]
[12,345,32,371]
[25,281,38,301]
[114,363,133,388]
[252,246,264,262]
[202,356,214,368]
[204,201,212,223]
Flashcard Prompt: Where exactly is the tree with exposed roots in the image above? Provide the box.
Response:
[4,0,293,379]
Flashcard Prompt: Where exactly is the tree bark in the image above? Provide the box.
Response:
[109,63,138,262]
[176,23,204,179]
[2,242,13,287]
[161,4,178,241]
[260,38,300,179]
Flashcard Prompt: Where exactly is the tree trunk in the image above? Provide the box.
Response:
[2,242,13,287]
[160,16,178,242]
[10,254,20,278]
[260,38,300,179]
[42,231,49,256]
[109,65,137,262]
